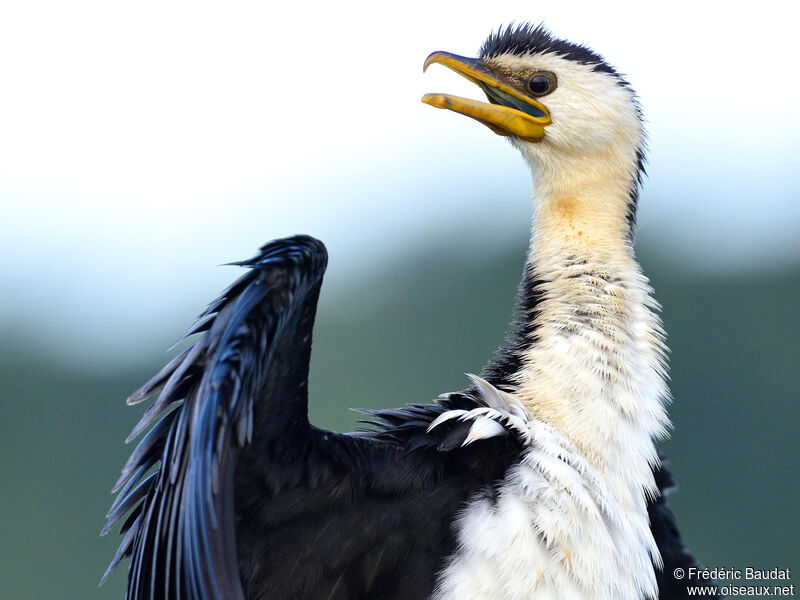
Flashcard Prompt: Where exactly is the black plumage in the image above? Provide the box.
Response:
[102,236,520,600]
[481,23,619,75]
[103,235,716,599]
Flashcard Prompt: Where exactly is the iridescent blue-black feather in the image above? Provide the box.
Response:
[102,235,328,600]
[104,233,714,600]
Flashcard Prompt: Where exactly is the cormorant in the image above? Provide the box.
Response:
[103,24,718,600]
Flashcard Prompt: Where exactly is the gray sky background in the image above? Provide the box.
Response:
[1,0,798,366]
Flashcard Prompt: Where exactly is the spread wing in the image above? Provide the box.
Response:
[101,234,711,600]
[102,235,328,600]
[102,235,516,600]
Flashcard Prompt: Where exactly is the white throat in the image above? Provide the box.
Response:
[515,149,670,461]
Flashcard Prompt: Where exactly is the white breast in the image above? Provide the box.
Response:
[433,413,659,600]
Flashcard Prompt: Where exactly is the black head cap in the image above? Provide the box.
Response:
[480,23,620,78]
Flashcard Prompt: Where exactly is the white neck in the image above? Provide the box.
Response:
[515,149,670,555]
[433,152,671,600]
[514,147,668,457]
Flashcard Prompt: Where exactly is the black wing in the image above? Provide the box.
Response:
[103,236,518,600]
[102,235,328,600]
[102,234,711,600]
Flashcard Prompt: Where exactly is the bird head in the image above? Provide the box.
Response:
[423,24,645,184]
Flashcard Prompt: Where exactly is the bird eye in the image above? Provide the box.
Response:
[528,73,555,97]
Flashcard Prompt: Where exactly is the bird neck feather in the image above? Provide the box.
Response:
[508,152,669,498]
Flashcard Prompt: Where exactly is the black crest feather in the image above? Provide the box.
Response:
[480,23,618,77]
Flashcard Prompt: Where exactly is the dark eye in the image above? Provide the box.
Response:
[528,74,555,96]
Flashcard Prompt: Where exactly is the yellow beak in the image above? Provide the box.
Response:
[422,51,551,142]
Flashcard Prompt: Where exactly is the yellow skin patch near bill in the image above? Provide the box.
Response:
[422,51,551,142]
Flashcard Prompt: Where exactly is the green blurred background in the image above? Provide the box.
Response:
[2,234,798,599]
[1,1,799,598]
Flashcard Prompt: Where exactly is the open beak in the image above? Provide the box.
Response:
[422,51,551,142]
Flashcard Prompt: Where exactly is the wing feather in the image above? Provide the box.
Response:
[102,235,328,600]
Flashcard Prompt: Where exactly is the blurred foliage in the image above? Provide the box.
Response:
[1,238,798,599]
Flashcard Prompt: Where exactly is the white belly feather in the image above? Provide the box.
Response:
[432,410,659,600]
